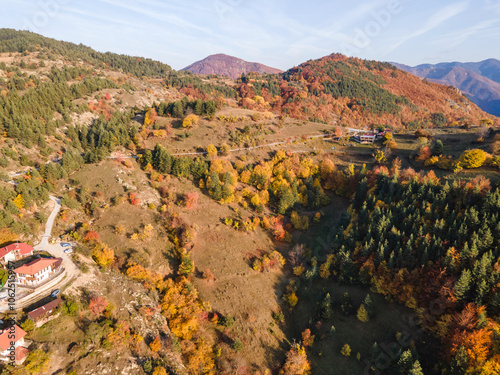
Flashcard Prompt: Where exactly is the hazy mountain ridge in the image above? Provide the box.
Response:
[394,59,500,116]
[181,53,283,79]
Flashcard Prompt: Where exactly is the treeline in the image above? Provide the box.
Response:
[0,29,172,77]
[66,110,136,163]
[0,66,116,147]
[243,77,280,97]
[165,71,237,98]
[154,98,217,118]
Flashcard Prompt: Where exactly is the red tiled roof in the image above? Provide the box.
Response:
[0,243,33,259]
[14,346,29,363]
[0,325,27,351]
[27,298,63,320]
[14,258,62,276]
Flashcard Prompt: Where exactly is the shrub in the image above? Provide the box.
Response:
[184,192,199,208]
[458,149,487,168]
[221,315,235,328]
[232,338,243,352]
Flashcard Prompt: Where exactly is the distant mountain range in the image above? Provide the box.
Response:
[181,53,283,79]
[393,59,500,116]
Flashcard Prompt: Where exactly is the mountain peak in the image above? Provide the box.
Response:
[181,54,283,79]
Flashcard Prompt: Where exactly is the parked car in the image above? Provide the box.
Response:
[51,289,61,298]
[64,248,73,254]
[61,243,71,247]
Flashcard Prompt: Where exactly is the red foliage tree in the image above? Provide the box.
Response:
[129,192,140,206]
[84,231,100,243]
[89,296,108,316]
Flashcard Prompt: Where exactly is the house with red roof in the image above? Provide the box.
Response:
[0,324,29,365]
[14,258,63,288]
[0,243,33,264]
[27,298,63,327]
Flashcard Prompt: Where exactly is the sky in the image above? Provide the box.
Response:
[1,0,500,70]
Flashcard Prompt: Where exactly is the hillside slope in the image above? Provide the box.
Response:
[394,59,500,116]
[236,53,496,128]
[181,53,283,79]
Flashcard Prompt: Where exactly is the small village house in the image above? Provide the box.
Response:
[0,324,29,365]
[0,243,33,264]
[14,258,63,288]
[27,298,63,327]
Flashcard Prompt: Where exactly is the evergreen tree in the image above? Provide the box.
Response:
[341,292,352,315]
[321,293,333,320]
[454,269,472,302]
[207,172,222,200]
[363,294,375,317]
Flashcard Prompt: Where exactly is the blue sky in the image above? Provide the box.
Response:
[2,0,500,70]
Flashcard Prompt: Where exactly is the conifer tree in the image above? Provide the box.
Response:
[357,304,369,322]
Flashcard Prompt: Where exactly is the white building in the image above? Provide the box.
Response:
[14,258,63,288]
[0,243,33,264]
[0,324,29,364]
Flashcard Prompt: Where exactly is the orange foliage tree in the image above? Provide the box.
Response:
[149,337,162,352]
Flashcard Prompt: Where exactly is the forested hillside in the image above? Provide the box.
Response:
[236,54,496,128]
[0,29,172,77]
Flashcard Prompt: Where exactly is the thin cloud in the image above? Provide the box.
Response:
[96,0,220,37]
[385,2,469,54]
[430,19,499,48]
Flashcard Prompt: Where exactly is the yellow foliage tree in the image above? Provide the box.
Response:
[24,348,51,374]
[144,108,158,126]
[92,243,115,268]
[341,344,351,356]
[160,278,204,340]
[182,114,199,128]
[13,194,25,210]
[458,149,487,169]
[0,228,18,247]
[206,144,217,158]
[153,367,168,375]
[357,304,370,322]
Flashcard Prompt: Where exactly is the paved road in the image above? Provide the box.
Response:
[35,195,61,250]
[34,195,79,277]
